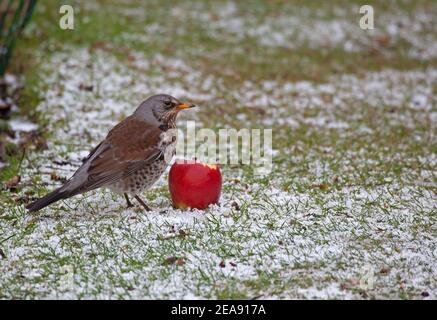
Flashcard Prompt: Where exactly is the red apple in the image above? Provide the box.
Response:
[169,160,222,210]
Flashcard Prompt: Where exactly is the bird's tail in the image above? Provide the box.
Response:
[26,187,70,212]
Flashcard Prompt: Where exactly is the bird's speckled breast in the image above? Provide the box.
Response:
[108,129,177,194]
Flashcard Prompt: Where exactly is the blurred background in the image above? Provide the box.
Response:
[1,0,435,175]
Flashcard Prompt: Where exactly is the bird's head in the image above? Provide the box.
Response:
[135,94,195,126]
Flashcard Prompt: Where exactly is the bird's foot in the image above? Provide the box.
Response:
[134,195,152,212]
[124,193,134,208]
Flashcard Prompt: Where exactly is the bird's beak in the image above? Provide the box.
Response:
[177,102,196,109]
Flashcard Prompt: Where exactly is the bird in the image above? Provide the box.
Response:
[26,94,195,212]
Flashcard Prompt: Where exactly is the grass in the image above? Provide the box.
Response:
[0,0,436,299]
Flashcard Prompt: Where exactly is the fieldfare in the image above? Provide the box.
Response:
[26,94,195,212]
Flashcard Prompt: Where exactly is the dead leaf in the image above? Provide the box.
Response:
[5,175,20,190]
[89,41,110,52]
[231,201,240,211]
[50,172,66,182]
[178,229,190,237]
[219,260,225,268]
[379,267,390,274]
[251,107,266,115]
[163,256,178,265]
[375,35,391,47]
[176,258,186,266]
[421,291,429,297]
[312,183,329,190]
[322,94,333,103]
[79,83,93,92]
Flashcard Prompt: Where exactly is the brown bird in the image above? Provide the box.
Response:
[26,94,195,212]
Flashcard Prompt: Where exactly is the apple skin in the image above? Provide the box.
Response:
[169,160,222,210]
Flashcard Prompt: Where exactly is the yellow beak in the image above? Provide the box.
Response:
[177,102,196,109]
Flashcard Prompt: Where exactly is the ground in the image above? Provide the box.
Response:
[0,0,436,299]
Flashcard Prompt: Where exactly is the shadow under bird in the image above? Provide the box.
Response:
[26,94,195,212]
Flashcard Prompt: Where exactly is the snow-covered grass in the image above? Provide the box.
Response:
[0,0,436,299]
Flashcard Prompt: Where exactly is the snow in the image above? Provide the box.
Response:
[171,2,437,60]
[9,119,39,132]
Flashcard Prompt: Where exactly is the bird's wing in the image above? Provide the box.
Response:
[71,116,163,193]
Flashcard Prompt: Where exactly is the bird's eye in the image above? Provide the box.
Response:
[164,99,172,108]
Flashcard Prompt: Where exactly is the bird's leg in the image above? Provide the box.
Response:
[124,193,134,208]
[134,195,152,212]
